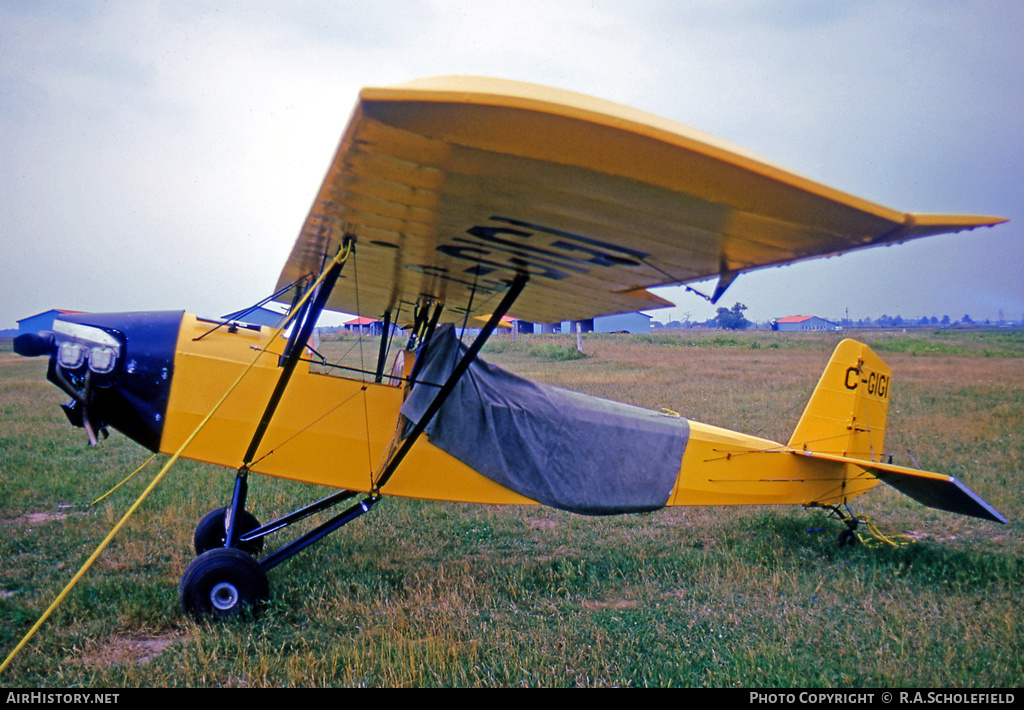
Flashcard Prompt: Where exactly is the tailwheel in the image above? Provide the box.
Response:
[809,503,861,548]
[179,548,270,620]
[838,525,860,547]
[193,506,264,556]
[836,510,860,548]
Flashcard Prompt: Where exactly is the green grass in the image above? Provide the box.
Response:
[482,335,588,360]
[865,328,1024,358]
[0,330,1021,687]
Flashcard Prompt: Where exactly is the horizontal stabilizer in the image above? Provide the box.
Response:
[796,451,1007,524]
[870,466,1007,524]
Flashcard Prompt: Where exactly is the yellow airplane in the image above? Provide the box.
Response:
[13,77,1008,619]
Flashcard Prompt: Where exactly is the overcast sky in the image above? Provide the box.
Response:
[2,1,1021,329]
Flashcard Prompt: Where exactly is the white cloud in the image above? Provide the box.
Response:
[2,1,1020,327]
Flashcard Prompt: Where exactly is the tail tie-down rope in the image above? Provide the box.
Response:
[1,243,352,674]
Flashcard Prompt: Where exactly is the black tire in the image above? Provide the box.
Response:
[193,507,264,556]
[838,528,859,547]
[179,547,270,620]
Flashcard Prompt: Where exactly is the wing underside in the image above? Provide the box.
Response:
[275,76,1006,324]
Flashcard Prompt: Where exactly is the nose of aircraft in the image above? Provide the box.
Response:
[15,311,184,451]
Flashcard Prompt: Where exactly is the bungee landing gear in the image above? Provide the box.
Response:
[178,479,378,620]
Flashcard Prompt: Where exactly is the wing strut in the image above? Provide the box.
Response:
[226,238,354,548]
[242,241,352,467]
[372,271,530,493]
[373,310,393,383]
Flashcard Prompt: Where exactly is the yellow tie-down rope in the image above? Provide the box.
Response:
[1,244,352,674]
[87,453,159,507]
[852,515,916,548]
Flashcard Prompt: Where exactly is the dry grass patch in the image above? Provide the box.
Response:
[78,632,181,668]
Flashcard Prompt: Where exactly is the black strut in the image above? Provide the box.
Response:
[258,496,378,572]
[243,241,351,467]
[372,271,529,493]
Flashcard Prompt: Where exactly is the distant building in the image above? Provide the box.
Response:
[17,309,83,334]
[773,315,838,332]
[593,312,652,334]
[540,312,652,335]
[344,316,383,336]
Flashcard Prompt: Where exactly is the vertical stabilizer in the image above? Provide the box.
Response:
[788,340,891,462]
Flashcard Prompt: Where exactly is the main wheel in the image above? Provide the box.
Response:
[194,507,264,556]
[179,548,270,620]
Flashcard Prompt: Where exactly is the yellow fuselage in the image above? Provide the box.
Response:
[161,314,878,511]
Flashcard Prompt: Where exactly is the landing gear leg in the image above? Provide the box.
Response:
[180,487,378,620]
[831,504,861,547]
[192,466,266,555]
[808,503,861,548]
[194,506,264,556]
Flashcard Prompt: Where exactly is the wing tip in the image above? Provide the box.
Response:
[906,213,1010,231]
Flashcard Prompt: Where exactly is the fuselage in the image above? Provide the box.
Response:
[22,311,879,512]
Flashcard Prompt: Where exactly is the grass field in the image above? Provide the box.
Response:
[1,328,1021,687]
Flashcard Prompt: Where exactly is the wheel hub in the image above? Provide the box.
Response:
[210,582,239,611]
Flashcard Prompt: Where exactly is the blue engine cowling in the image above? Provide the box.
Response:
[16,311,184,451]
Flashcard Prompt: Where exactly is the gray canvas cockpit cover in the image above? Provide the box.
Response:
[399,325,689,515]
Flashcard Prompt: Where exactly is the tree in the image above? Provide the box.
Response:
[714,302,751,330]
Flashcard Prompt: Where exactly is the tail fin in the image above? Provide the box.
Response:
[788,339,891,462]
[790,340,1007,524]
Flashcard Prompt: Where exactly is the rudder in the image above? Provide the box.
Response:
[788,339,891,462]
